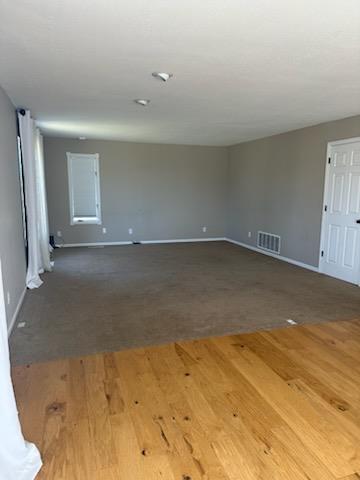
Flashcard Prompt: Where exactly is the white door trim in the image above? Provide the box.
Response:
[319,136,360,286]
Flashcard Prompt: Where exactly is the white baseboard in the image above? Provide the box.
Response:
[141,237,226,244]
[7,287,27,336]
[58,238,226,248]
[225,238,319,273]
[58,241,133,247]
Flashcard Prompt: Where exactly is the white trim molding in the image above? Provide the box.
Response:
[58,237,226,248]
[141,237,226,244]
[7,287,27,336]
[225,238,319,273]
[59,241,133,248]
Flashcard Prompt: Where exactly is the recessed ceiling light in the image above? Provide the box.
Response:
[134,99,151,106]
[152,72,173,82]
[79,136,86,140]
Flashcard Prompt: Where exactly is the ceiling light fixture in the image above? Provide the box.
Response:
[152,72,173,82]
[134,99,151,106]
[79,136,86,140]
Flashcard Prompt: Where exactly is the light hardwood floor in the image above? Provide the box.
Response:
[12,319,360,480]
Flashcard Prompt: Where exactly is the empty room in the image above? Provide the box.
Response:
[0,1,360,479]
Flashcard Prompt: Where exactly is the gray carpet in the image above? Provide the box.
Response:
[9,241,360,365]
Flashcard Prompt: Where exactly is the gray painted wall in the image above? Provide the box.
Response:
[0,86,26,330]
[44,138,228,244]
[228,115,360,267]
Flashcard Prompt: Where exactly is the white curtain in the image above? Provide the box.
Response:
[18,111,52,289]
[0,260,42,479]
[34,129,52,272]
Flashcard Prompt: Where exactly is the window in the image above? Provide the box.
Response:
[67,152,101,225]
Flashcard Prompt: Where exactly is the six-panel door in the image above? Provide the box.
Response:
[322,141,360,284]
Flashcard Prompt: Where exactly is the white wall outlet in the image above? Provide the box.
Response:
[128,228,133,235]
[248,231,252,238]
[17,322,26,328]
[57,230,62,238]
[6,292,10,305]
[202,226,207,233]
[102,227,107,234]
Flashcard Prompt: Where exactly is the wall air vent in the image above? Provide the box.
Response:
[257,231,281,254]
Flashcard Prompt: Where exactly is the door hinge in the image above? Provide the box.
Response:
[328,157,331,164]
[321,250,324,257]
[324,205,327,212]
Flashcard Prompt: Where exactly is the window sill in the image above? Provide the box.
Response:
[71,217,101,226]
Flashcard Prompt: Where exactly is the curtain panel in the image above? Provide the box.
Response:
[18,111,52,288]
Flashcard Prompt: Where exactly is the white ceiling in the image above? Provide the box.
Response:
[0,0,359,146]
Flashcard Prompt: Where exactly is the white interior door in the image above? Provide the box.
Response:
[321,139,360,284]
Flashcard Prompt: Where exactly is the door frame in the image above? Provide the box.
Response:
[319,136,360,286]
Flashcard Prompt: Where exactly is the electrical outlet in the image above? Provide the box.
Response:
[202,226,207,233]
[248,231,252,238]
[102,227,107,234]
[57,230,62,238]
[6,292,10,305]
[128,228,133,235]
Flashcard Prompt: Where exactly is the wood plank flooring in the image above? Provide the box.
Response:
[12,319,360,479]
